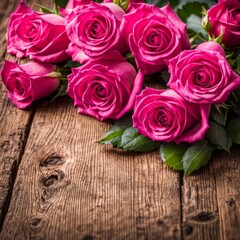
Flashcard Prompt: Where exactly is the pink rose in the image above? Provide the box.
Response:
[132,88,211,144]
[1,61,60,109]
[66,0,91,9]
[7,1,70,63]
[168,42,240,104]
[121,3,190,75]
[65,2,128,63]
[207,0,240,48]
[67,52,144,121]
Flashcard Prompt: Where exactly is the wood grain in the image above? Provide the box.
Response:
[0,0,239,239]
[0,96,181,240]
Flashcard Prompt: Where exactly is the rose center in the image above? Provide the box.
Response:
[194,71,209,86]
[15,79,24,95]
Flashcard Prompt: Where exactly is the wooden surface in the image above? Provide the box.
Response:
[0,0,239,239]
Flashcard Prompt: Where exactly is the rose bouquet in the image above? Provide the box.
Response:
[1,0,240,175]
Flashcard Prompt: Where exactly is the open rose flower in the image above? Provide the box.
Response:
[65,2,128,63]
[66,0,91,9]
[67,52,144,121]
[207,0,240,48]
[1,61,60,109]
[132,88,211,143]
[121,3,190,75]
[168,41,240,104]
[7,1,70,63]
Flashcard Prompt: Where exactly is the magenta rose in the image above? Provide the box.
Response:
[66,0,91,9]
[65,2,128,63]
[1,61,60,109]
[7,1,70,63]
[67,52,144,121]
[132,88,211,144]
[168,42,240,104]
[207,0,240,48]
[121,3,190,75]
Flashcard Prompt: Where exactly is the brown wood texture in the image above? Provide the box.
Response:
[0,0,239,239]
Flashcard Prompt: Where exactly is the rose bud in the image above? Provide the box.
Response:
[207,0,240,48]
[132,88,211,144]
[1,61,60,109]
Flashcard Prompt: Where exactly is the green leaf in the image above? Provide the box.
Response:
[207,120,232,152]
[227,118,240,144]
[210,107,228,127]
[182,140,215,175]
[99,128,126,147]
[123,134,161,152]
[160,142,189,171]
[99,115,161,152]
[54,0,69,8]
[50,80,68,102]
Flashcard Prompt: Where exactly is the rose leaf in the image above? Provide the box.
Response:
[160,142,189,171]
[182,140,215,175]
[54,0,69,8]
[207,120,232,152]
[123,134,161,152]
[227,118,240,144]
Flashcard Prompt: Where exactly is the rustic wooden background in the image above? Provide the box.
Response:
[0,0,239,239]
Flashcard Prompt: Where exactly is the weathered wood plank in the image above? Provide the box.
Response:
[181,165,220,240]
[213,147,240,240]
[0,0,34,230]
[181,148,240,240]
[0,0,53,231]
[0,96,182,240]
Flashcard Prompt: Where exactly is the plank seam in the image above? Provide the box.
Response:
[180,171,184,240]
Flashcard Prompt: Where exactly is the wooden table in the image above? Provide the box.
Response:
[0,0,239,239]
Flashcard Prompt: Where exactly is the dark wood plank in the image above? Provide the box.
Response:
[0,96,182,240]
[181,165,220,240]
[0,0,35,230]
[213,148,240,240]
[0,0,53,230]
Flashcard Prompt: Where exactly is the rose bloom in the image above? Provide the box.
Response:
[121,3,190,75]
[67,52,144,121]
[66,0,91,9]
[65,2,128,63]
[168,41,240,104]
[1,61,60,109]
[207,0,240,48]
[7,1,70,62]
[132,88,211,144]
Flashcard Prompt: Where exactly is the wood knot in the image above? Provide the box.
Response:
[183,224,193,235]
[191,212,218,223]
[40,155,64,167]
[82,235,94,240]
[40,170,65,188]
[0,141,10,151]
[157,219,164,225]
[225,198,235,207]
[29,217,43,229]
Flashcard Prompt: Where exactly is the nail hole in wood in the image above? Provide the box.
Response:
[225,198,235,207]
